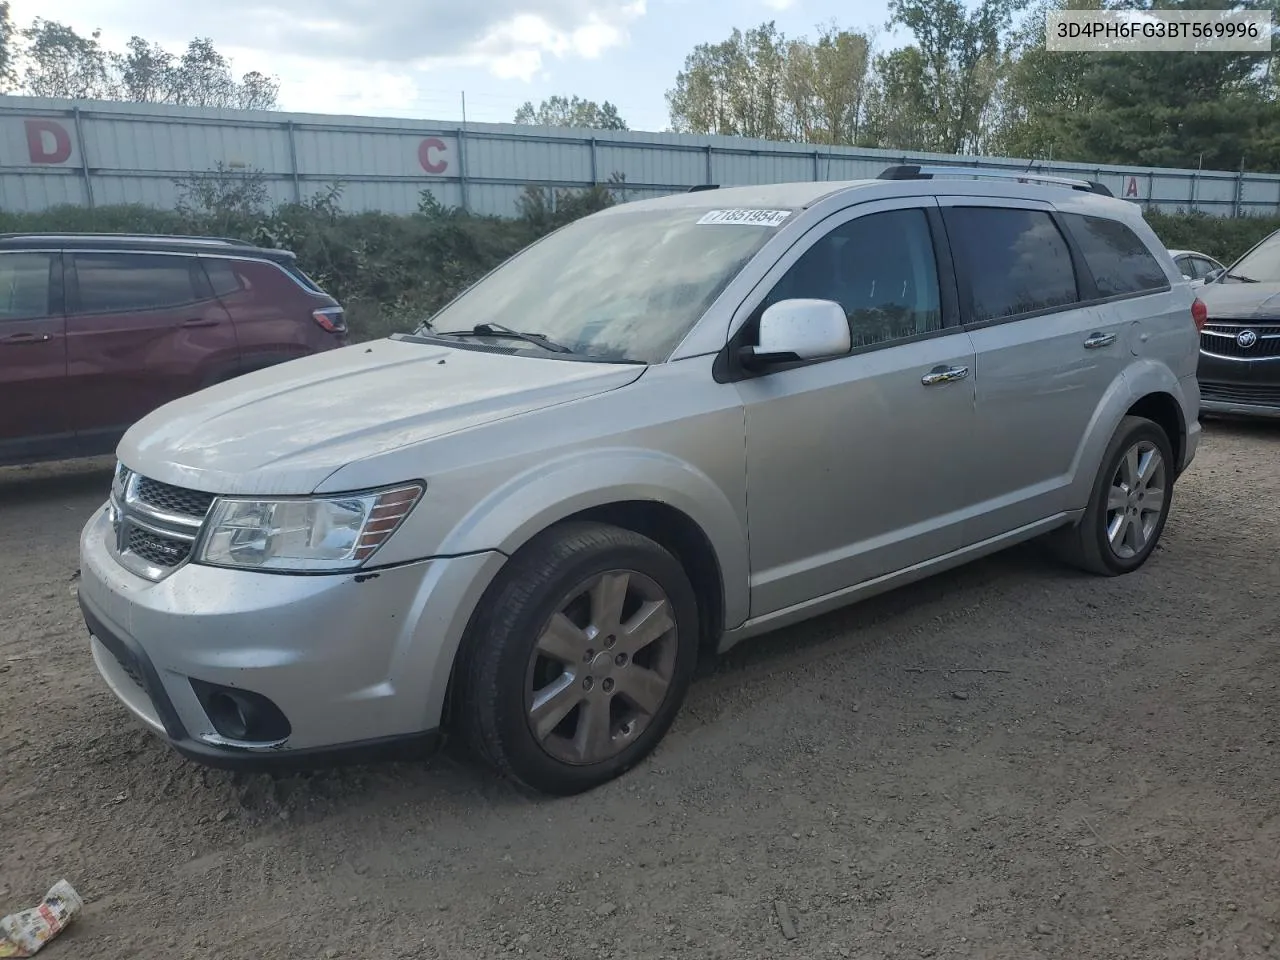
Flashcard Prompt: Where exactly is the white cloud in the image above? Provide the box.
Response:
[8,0,646,82]
[760,0,799,9]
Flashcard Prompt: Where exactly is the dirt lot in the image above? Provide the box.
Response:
[1,421,1278,960]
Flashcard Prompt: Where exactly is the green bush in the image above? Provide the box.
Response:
[1143,210,1279,266]
[1,178,1274,343]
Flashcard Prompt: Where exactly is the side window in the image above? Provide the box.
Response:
[203,258,248,298]
[73,253,202,314]
[1061,213,1169,297]
[0,253,54,321]
[763,208,942,349]
[1174,256,1192,278]
[1192,257,1220,280]
[944,207,1078,322]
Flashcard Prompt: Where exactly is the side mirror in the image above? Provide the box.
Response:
[1205,267,1224,283]
[740,299,851,370]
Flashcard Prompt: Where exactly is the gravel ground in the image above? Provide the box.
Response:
[1,421,1278,960]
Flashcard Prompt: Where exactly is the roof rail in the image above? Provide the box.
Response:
[688,184,720,193]
[0,232,257,246]
[877,164,1114,197]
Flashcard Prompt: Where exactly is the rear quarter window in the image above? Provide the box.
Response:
[1061,213,1169,297]
[203,258,251,297]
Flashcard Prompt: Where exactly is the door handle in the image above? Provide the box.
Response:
[0,332,52,345]
[1084,332,1117,349]
[182,318,219,328]
[921,364,969,386]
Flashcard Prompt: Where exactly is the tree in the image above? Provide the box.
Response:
[666,22,790,139]
[0,2,15,93]
[513,95,628,130]
[993,0,1280,168]
[11,18,278,110]
[880,0,1023,153]
[783,24,874,144]
[20,18,116,100]
[116,36,175,103]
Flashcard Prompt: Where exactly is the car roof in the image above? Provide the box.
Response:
[0,233,296,260]
[599,171,1130,221]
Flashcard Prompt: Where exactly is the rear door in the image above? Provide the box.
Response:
[940,199,1134,543]
[0,250,69,461]
[65,251,237,450]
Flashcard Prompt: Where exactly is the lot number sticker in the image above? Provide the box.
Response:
[697,209,792,227]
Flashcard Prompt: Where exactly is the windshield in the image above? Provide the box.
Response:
[1222,230,1280,283]
[419,205,790,363]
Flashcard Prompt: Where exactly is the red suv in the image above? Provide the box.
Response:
[0,234,347,466]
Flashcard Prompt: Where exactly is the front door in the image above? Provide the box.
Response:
[732,199,979,618]
[0,250,69,462]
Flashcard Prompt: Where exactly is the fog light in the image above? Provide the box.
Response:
[190,679,291,743]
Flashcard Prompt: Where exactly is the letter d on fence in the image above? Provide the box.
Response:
[25,119,72,164]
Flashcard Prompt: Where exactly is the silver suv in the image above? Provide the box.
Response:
[78,166,1202,795]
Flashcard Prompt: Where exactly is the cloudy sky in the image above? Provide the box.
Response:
[8,0,898,131]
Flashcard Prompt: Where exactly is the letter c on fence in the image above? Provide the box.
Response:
[418,137,448,175]
[25,119,72,165]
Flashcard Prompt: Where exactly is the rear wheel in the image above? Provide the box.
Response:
[457,521,698,795]
[1053,415,1175,576]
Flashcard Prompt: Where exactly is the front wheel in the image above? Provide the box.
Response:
[1053,415,1175,576]
[457,521,699,795]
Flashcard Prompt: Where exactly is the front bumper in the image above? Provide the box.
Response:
[1198,348,1280,418]
[78,504,505,768]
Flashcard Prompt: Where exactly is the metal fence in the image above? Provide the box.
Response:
[2,94,1278,219]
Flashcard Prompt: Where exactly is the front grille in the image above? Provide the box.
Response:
[1200,382,1280,407]
[110,472,215,579]
[135,477,216,519]
[1201,323,1280,359]
[127,527,192,568]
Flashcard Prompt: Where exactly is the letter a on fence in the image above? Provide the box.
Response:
[1125,176,1140,198]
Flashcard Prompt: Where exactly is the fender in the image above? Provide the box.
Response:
[434,446,751,631]
[1065,360,1189,511]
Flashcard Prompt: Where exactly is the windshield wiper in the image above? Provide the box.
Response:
[433,322,575,354]
[1224,271,1260,283]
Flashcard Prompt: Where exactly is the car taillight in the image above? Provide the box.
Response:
[312,306,347,335]
[1191,297,1208,332]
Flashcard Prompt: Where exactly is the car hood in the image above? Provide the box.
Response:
[118,338,646,495]
[1197,282,1280,320]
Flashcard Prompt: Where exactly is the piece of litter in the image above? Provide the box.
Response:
[951,691,969,701]
[0,880,83,957]
[775,901,797,940]
[109,793,127,805]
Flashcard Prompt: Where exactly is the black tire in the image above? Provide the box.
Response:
[457,521,699,796]
[1052,415,1176,576]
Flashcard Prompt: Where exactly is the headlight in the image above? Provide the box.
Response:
[196,483,423,573]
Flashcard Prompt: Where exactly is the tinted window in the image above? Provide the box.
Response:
[1192,257,1220,280]
[282,262,324,293]
[203,258,247,298]
[1062,213,1168,296]
[945,208,1078,322]
[0,253,53,320]
[74,253,201,313]
[764,208,942,348]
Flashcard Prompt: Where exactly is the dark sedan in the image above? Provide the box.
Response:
[1196,229,1280,419]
